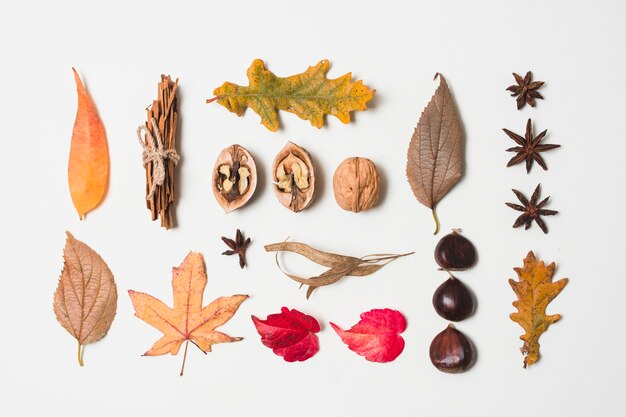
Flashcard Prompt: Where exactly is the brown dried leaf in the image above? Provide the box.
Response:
[53,232,118,366]
[406,74,463,234]
[264,241,413,299]
[264,242,359,267]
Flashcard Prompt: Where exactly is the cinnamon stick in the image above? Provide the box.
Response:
[143,75,179,229]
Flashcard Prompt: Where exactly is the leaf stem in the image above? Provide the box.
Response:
[179,340,189,376]
[206,97,218,104]
[77,342,84,367]
[432,208,440,235]
[362,252,415,262]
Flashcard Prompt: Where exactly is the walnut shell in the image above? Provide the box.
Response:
[333,157,380,212]
[272,142,316,212]
[212,144,257,213]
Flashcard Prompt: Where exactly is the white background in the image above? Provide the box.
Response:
[1,1,624,416]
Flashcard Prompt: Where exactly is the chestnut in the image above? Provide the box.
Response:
[432,275,475,321]
[429,324,476,373]
[434,230,477,270]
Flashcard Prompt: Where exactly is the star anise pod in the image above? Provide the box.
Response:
[506,71,544,109]
[221,229,251,269]
[506,184,558,234]
[503,118,560,173]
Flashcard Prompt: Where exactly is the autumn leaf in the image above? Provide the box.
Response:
[53,232,117,366]
[128,252,248,376]
[251,307,320,362]
[265,241,413,299]
[406,73,463,234]
[509,251,568,368]
[330,309,406,363]
[208,59,375,131]
[68,68,109,220]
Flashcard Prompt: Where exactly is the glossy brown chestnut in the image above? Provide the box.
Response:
[429,324,476,373]
[433,276,475,321]
[434,230,477,270]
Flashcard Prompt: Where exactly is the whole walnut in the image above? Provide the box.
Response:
[333,157,380,212]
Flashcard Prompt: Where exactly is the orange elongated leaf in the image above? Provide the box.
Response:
[53,232,118,366]
[68,68,109,219]
[208,59,375,131]
[128,252,248,376]
[509,251,568,368]
[406,74,463,234]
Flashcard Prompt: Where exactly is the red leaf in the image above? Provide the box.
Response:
[330,308,406,363]
[251,307,320,362]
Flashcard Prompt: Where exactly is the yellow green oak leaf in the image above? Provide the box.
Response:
[207,59,375,131]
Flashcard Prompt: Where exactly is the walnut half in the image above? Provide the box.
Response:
[212,144,257,213]
[272,142,316,212]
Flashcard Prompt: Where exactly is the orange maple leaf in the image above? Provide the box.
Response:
[509,251,568,368]
[128,252,248,375]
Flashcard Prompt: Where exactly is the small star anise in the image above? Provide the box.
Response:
[506,184,558,234]
[503,118,560,173]
[506,71,544,109]
[221,229,251,269]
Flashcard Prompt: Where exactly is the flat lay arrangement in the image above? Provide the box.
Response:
[52,61,569,376]
[8,4,626,417]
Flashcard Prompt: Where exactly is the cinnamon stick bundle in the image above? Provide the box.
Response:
[141,75,179,229]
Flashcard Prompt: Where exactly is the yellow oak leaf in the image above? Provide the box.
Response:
[208,59,375,131]
[128,252,248,375]
[509,251,568,368]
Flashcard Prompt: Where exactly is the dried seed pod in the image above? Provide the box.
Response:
[333,157,381,212]
[212,144,257,213]
[434,229,477,271]
[429,324,476,373]
[432,275,475,321]
[272,142,316,212]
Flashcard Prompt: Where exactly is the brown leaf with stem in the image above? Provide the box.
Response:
[53,232,117,366]
[264,241,414,299]
[406,74,463,234]
[509,251,568,367]
[128,252,248,376]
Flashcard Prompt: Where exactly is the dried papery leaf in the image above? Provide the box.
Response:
[509,251,568,368]
[53,232,117,366]
[406,74,463,234]
[264,242,358,267]
[128,252,248,376]
[251,307,320,362]
[264,241,414,299]
[331,309,406,363]
[68,68,109,219]
[208,59,375,131]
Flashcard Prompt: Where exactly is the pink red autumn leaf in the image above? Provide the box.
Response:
[331,309,406,363]
[251,307,320,362]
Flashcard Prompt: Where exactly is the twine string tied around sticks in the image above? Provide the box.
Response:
[137,118,179,200]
